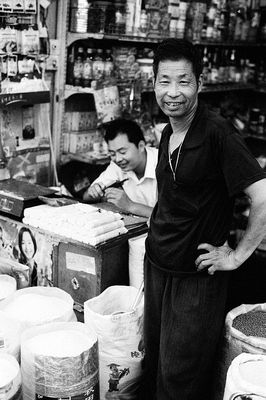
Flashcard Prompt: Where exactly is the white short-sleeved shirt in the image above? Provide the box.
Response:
[92,146,158,207]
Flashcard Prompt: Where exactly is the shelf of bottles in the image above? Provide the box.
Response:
[0,1,51,103]
[66,0,266,96]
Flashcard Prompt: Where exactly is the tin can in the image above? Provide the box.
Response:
[70,7,89,33]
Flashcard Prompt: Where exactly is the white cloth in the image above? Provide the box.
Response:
[92,146,158,208]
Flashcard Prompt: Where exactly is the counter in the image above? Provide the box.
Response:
[0,203,148,311]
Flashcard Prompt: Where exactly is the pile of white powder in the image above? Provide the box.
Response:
[0,358,19,387]
[2,294,71,322]
[25,330,95,357]
[0,280,15,301]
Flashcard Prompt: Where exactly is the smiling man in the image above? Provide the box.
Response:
[143,38,266,400]
[83,118,158,217]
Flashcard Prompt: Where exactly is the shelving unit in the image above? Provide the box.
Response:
[53,0,266,177]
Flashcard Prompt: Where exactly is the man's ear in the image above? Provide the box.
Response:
[138,140,146,151]
[198,74,203,93]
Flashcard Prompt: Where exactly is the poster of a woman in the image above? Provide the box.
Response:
[18,227,38,286]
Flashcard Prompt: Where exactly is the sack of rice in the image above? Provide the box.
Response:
[0,286,77,332]
[0,310,21,362]
[0,353,21,400]
[0,275,16,301]
[128,233,147,289]
[84,285,144,400]
[212,303,266,400]
[21,322,99,400]
[223,352,266,399]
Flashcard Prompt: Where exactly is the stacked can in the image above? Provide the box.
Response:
[69,0,90,33]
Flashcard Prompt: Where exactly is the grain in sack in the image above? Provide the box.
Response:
[0,286,77,332]
[212,303,266,400]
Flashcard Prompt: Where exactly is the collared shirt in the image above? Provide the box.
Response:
[146,100,266,274]
[93,146,158,207]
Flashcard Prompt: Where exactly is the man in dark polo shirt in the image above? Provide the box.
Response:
[144,38,266,400]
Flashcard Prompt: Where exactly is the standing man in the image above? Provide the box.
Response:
[83,119,158,218]
[144,38,266,400]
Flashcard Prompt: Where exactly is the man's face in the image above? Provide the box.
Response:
[154,58,201,120]
[108,133,143,173]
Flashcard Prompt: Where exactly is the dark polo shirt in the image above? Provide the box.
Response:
[146,101,266,275]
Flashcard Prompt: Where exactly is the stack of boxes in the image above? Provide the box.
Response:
[62,111,100,154]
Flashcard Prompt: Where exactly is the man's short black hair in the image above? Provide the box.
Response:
[103,118,145,147]
[153,38,203,82]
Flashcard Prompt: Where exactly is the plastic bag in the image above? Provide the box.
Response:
[84,285,144,399]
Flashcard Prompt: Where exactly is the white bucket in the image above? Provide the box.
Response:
[21,322,99,400]
[0,353,22,400]
[0,275,16,301]
[0,310,21,362]
[84,285,145,400]
[0,286,77,332]
[223,353,266,399]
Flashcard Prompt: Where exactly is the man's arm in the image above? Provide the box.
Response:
[105,187,153,218]
[195,178,266,274]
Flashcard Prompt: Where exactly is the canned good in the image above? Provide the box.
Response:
[70,7,89,33]
[70,0,90,7]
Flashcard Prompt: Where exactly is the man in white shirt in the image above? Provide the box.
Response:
[83,119,158,218]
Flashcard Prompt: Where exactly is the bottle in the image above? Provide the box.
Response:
[73,46,84,87]
[228,49,236,83]
[218,49,226,83]
[104,49,114,79]
[256,60,265,89]
[83,48,94,87]
[66,46,75,85]
[139,9,148,36]
[211,49,219,84]
[202,47,209,84]
[206,0,217,40]
[92,49,104,80]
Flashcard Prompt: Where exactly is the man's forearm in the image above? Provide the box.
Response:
[234,201,266,267]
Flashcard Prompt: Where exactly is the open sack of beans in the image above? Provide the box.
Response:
[212,303,266,400]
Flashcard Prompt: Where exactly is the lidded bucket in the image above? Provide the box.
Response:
[0,310,21,362]
[0,353,21,400]
[0,275,16,301]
